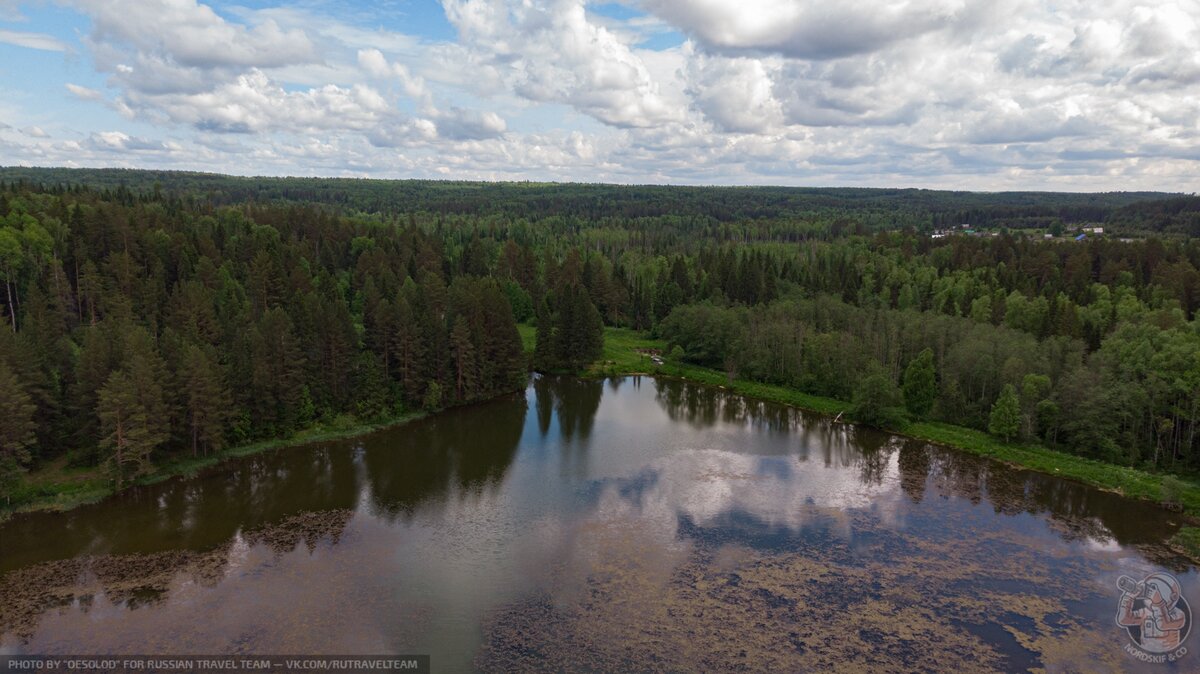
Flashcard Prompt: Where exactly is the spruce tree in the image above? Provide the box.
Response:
[902,348,937,420]
[450,317,477,402]
[553,284,603,370]
[534,299,554,371]
[988,384,1022,442]
[181,345,232,456]
[0,361,35,503]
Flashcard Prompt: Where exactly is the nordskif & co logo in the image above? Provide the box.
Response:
[1116,572,1191,663]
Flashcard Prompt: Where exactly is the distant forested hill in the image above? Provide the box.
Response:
[1,166,1190,233]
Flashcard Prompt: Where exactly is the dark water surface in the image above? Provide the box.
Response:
[2,376,1196,672]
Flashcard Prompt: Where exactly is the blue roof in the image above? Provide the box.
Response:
[1075,233,1086,240]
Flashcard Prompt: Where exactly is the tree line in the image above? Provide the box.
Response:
[2,170,1200,503]
[660,294,1200,471]
[0,189,557,499]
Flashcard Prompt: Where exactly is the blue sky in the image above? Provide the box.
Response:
[0,1,1197,190]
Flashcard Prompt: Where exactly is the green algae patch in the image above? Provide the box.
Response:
[475,508,1130,673]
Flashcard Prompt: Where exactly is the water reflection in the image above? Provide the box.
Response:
[533,375,603,443]
[648,378,1185,554]
[0,376,1194,671]
[364,394,526,520]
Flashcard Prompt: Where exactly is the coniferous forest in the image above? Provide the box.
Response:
[2,168,1200,506]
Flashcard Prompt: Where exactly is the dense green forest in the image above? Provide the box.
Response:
[1,168,1200,506]
[2,166,1196,234]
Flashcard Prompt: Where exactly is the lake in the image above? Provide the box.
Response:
[1,376,1196,672]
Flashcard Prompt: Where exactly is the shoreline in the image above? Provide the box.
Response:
[646,368,1200,520]
[8,326,1200,526]
[1,410,429,521]
[576,326,1200,521]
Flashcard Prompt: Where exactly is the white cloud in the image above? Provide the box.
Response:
[0,0,1194,189]
[138,70,393,134]
[21,126,49,138]
[356,48,428,101]
[442,0,682,128]
[684,51,783,133]
[434,107,507,140]
[641,0,966,59]
[77,0,316,70]
[66,83,105,101]
[0,29,68,52]
[86,130,179,152]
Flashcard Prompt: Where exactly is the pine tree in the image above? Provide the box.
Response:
[250,308,305,435]
[0,361,36,503]
[181,345,232,456]
[97,370,159,491]
[450,317,477,401]
[391,294,426,404]
[902,348,937,420]
[124,339,172,448]
[988,384,1022,442]
[534,299,554,371]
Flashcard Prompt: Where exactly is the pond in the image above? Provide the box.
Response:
[1,376,1196,672]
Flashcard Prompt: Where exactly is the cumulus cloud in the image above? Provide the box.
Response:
[86,130,179,152]
[641,0,965,59]
[78,0,316,70]
[0,0,1194,189]
[434,107,507,140]
[442,0,681,127]
[684,52,782,133]
[356,48,428,101]
[152,71,394,133]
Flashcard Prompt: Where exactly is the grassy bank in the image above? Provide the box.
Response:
[12,324,1200,521]
[1170,527,1200,558]
[3,410,426,519]
[544,325,1200,518]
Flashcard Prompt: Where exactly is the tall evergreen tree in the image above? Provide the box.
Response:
[0,361,36,502]
[534,299,554,371]
[181,345,232,456]
[450,317,477,401]
[553,284,603,370]
[988,384,1022,442]
[902,348,937,420]
[97,370,160,490]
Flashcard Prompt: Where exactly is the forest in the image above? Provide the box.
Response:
[1,167,1200,506]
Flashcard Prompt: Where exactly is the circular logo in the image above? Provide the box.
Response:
[1116,572,1191,662]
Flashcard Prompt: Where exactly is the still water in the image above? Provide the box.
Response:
[1,376,1196,672]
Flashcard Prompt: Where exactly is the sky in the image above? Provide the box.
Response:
[0,0,1197,190]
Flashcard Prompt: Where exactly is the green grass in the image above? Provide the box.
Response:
[584,327,666,376]
[561,326,1200,518]
[902,422,1200,515]
[517,323,537,353]
[1170,527,1200,560]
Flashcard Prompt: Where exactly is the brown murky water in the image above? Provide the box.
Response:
[1,376,1196,672]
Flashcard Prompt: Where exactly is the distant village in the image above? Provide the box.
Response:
[927,223,1127,241]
